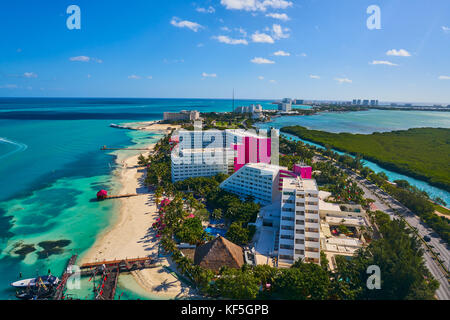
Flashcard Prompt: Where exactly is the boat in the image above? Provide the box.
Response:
[10,275,60,288]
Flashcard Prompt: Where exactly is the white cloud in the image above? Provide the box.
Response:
[69,56,103,63]
[309,75,320,79]
[236,27,247,37]
[221,26,231,32]
[170,17,203,32]
[272,24,290,39]
[370,60,399,66]
[214,35,248,45]
[258,76,265,80]
[147,76,153,79]
[202,72,217,78]
[265,13,289,21]
[335,77,352,84]
[24,72,38,78]
[128,75,141,80]
[438,75,450,80]
[269,79,277,83]
[297,52,307,57]
[273,50,290,56]
[251,57,275,64]
[196,6,215,13]
[220,0,293,12]
[252,32,274,43]
[0,84,18,89]
[386,49,411,57]
[441,26,450,33]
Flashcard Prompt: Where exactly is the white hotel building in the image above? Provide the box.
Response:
[171,147,234,182]
[278,177,320,266]
[219,163,282,205]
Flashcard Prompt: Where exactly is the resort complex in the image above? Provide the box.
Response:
[169,126,372,269]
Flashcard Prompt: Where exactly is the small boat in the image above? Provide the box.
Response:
[11,275,60,288]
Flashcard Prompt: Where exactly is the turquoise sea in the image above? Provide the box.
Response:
[0,99,448,300]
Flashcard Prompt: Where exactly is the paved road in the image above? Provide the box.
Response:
[337,165,450,300]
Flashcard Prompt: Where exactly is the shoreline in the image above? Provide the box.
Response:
[80,122,197,299]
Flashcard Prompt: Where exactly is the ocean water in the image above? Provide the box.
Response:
[0,99,448,300]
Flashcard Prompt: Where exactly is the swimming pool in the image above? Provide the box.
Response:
[205,227,227,237]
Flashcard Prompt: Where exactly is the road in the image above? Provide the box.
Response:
[338,165,450,300]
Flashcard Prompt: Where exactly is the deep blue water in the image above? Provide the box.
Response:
[0,98,448,300]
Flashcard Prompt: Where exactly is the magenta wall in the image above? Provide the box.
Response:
[233,136,272,172]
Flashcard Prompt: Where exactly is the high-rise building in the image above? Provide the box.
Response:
[220,163,283,205]
[278,177,320,266]
[163,110,200,121]
[171,147,235,182]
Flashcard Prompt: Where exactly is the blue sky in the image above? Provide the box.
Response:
[1,0,449,103]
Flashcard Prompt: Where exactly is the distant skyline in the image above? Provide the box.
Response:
[1,0,450,103]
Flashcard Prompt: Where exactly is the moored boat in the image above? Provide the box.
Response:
[10,275,60,289]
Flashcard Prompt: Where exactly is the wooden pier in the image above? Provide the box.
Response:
[80,257,155,273]
[54,254,78,300]
[101,194,140,200]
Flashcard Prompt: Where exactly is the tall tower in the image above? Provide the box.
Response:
[232,88,235,113]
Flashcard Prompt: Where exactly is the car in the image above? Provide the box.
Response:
[423,236,431,242]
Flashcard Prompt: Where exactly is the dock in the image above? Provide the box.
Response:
[102,194,140,200]
[80,257,155,273]
[54,254,78,300]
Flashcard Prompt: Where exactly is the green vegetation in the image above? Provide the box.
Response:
[281,126,450,191]
[334,211,439,300]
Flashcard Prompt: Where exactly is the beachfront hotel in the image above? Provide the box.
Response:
[172,128,275,182]
[171,147,235,182]
[220,162,321,266]
[220,163,283,205]
[278,177,320,266]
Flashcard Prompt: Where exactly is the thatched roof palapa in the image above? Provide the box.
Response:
[194,236,244,272]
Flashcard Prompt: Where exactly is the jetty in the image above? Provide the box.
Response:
[80,257,155,273]
[54,254,78,300]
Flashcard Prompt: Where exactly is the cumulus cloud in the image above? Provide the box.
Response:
[438,75,450,80]
[272,24,290,39]
[252,32,274,43]
[220,0,293,12]
[273,50,290,56]
[370,60,399,66]
[196,6,215,13]
[265,13,289,21]
[214,35,248,45]
[202,72,217,78]
[335,77,352,84]
[69,56,103,63]
[24,72,38,78]
[258,76,265,80]
[309,75,320,79]
[269,79,277,83]
[170,17,203,32]
[386,49,411,57]
[251,57,275,64]
[441,26,450,33]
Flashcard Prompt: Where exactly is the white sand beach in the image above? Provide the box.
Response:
[80,123,196,299]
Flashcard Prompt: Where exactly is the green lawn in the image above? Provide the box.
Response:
[281,126,450,192]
